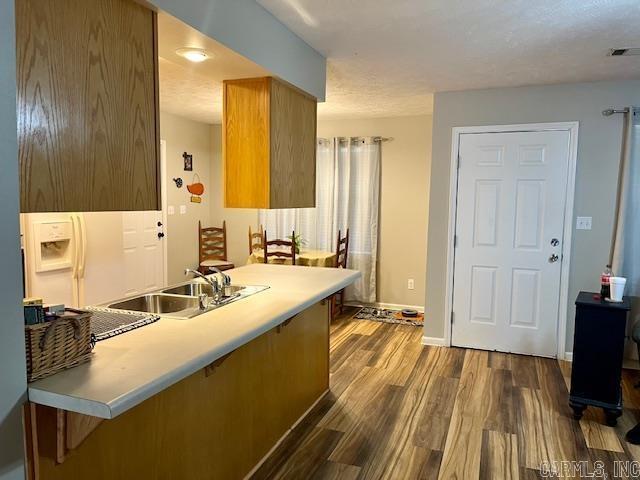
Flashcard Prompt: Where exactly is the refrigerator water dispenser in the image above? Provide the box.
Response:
[33,221,73,272]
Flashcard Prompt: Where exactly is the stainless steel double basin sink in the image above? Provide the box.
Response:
[105,280,268,319]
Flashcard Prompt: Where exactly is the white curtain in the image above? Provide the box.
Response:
[611,108,639,350]
[260,137,381,303]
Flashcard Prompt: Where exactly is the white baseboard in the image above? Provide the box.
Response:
[563,352,573,362]
[421,336,447,347]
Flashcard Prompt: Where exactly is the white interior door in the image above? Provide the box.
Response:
[122,211,165,297]
[451,130,571,357]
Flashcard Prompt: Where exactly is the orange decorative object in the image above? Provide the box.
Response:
[187,173,205,196]
[187,183,204,196]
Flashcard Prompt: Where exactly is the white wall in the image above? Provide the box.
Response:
[0,1,27,478]
[160,112,213,284]
[425,80,640,352]
[317,116,432,308]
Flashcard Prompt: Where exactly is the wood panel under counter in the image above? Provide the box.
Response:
[28,301,330,480]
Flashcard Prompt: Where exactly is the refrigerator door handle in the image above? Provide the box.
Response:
[77,213,87,278]
[70,213,81,307]
[70,214,79,279]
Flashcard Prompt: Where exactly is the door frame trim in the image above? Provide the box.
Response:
[444,122,579,359]
[160,139,168,287]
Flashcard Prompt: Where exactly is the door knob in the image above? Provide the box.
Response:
[550,238,559,247]
[549,254,559,263]
[157,232,165,239]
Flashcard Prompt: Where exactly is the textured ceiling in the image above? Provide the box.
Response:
[159,58,222,124]
[157,12,268,124]
[257,0,640,119]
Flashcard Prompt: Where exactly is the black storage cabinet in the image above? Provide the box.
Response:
[569,291,630,425]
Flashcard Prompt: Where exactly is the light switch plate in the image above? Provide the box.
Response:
[576,216,592,230]
[168,205,175,215]
[408,279,415,290]
[179,205,187,215]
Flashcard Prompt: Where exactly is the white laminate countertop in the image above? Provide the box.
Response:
[28,264,360,419]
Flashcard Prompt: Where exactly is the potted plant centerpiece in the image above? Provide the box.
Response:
[288,233,306,254]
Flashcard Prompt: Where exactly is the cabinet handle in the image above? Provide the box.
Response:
[276,316,295,334]
[204,350,235,377]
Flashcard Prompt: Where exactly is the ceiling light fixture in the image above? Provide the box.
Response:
[175,48,211,63]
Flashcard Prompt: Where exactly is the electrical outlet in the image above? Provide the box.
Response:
[408,279,415,290]
[179,205,187,215]
[576,216,592,230]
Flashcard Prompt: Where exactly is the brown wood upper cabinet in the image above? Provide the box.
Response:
[16,0,160,212]
[223,77,317,209]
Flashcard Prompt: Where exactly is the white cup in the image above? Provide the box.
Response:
[609,276,627,302]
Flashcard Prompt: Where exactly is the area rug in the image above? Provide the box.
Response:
[353,307,424,327]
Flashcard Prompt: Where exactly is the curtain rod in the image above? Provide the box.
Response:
[602,107,631,116]
[317,136,392,143]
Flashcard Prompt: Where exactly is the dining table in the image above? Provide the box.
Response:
[247,249,336,267]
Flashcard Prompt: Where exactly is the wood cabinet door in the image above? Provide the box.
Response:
[223,77,317,209]
[223,78,271,209]
[17,0,160,212]
[270,78,317,209]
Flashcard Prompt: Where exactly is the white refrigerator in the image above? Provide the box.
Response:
[21,211,166,308]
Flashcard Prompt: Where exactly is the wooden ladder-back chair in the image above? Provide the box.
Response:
[332,229,350,318]
[263,230,296,265]
[198,221,234,274]
[248,224,264,255]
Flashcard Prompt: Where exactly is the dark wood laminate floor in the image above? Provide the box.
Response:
[251,308,640,479]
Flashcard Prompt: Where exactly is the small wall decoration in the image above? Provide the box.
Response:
[183,152,193,171]
[172,177,183,188]
[187,173,205,204]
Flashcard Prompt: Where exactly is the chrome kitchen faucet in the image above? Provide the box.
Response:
[184,269,221,308]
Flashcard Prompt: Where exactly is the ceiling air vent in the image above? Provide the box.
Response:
[609,48,640,56]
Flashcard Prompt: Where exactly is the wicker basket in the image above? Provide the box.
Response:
[25,309,93,382]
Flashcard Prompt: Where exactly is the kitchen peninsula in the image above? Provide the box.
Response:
[25,264,359,479]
